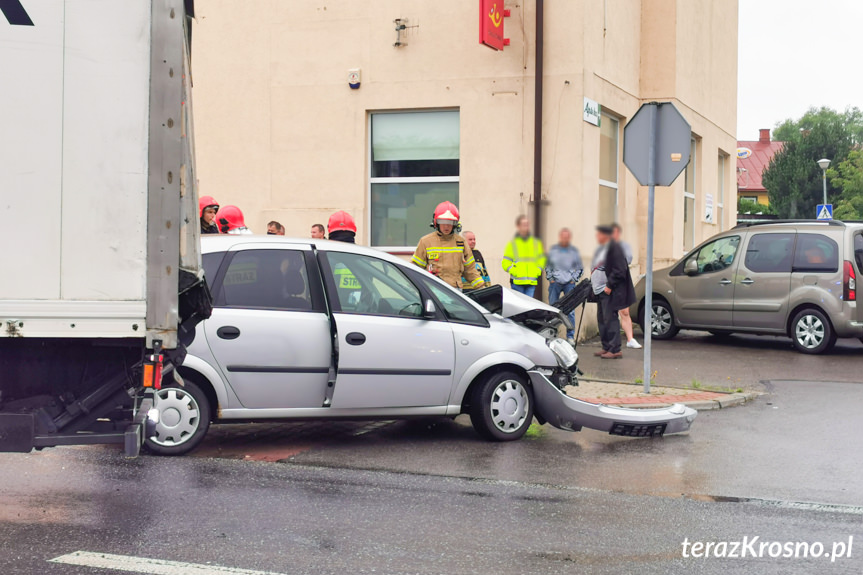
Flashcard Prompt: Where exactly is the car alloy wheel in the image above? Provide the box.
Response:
[490,379,530,433]
[651,304,673,336]
[151,387,201,447]
[795,314,825,350]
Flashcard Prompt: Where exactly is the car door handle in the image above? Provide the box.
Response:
[740,278,755,285]
[719,279,732,285]
[345,332,366,346]
[216,326,241,340]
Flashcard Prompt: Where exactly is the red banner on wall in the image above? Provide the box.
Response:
[479,0,506,51]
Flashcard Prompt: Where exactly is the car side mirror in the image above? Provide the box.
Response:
[684,259,699,276]
[423,299,436,319]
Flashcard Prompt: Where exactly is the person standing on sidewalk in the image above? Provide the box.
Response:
[461,230,491,292]
[612,223,642,349]
[502,215,546,297]
[546,228,583,345]
[590,225,636,359]
[412,202,484,291]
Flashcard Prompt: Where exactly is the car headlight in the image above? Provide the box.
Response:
[548,338,578,368]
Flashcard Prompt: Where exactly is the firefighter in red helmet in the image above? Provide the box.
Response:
[218,205,252,234]
[199,195,220,235]
[412,201,486,290]
[327,210,357,243]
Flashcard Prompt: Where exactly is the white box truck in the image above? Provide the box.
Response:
[0,0,210,455]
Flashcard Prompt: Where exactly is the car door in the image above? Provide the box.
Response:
[673,235,742,328]
[321,250,456,409]
[733,232,794,330]
[204,244,332,408]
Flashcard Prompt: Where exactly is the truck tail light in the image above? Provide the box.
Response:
[844,261,856,302]
[143,354,163,390]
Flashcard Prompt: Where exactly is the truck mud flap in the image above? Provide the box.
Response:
[529,370,697,436]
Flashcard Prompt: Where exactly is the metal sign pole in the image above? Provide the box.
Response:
[643,104,658,394]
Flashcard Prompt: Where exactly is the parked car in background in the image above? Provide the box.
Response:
[632,221,863,354]
[148,236,697,454]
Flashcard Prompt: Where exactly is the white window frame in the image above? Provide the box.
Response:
[598,112,620,222]
[717,153,726,227]
[683,137,697,251]
[367,109,460,253]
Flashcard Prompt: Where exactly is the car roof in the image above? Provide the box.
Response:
[734,220,863,233]
[201,235,413,267]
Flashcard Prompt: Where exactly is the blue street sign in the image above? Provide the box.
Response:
[816,204,833,221]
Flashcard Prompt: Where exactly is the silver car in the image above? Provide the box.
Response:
[147,236,696,454]
[631,220,863,354]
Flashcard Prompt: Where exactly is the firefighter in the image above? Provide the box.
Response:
[412,201,485,290]
[199,196,220,235]
[327,211,357,243]
[218,205,252,234]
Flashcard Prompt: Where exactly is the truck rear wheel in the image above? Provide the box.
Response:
[145,381,210,455]
[469,370,533,441]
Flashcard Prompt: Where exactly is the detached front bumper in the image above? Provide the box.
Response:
[529,370,697,436]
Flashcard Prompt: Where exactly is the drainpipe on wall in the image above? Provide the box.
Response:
[532,0,544,300]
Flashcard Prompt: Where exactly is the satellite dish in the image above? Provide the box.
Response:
[737,147,752,159]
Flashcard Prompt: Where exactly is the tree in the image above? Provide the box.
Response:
[763,107,863,218]
[829,150,863,220]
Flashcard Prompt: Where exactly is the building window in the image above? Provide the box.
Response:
[683,138,697,251]
[740,196,759,204]
[598,113,619,224]
[717,153,726,227]
[370,110,459,248]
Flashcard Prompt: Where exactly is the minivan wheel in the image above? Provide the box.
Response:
[469,371,534,442]
[791,309,836,355]
[641,299,679,340]
[145,382,211,455]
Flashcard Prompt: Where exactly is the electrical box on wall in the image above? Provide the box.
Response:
[348,68,361,89]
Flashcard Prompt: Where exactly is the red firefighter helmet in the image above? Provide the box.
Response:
[327,211,357,234]
[432,201,460,229]
[218,205,249,234]
[199,195,219,217]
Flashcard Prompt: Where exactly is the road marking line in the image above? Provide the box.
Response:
[49,551,288,575]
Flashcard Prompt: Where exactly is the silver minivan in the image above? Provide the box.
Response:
[632,221,863,354]
[147,236,696,454]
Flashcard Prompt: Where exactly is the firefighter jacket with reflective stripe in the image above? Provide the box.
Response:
[412,231,484,290]
[502,235,546,285]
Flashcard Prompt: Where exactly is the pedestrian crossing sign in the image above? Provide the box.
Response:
[816,204,833,221]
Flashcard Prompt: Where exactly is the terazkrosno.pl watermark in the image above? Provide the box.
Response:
[681,536,854,562]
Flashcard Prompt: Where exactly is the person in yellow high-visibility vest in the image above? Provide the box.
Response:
[502,214,546,298]
[412,201,486,291]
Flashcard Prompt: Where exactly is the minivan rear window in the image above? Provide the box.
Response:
[792,234,839,273]
[855,234,863,273]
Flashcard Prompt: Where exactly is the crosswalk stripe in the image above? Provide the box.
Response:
[49,551,288,575]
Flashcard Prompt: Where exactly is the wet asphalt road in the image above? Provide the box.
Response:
[1,335,863,574]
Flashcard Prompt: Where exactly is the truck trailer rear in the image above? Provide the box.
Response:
[0,0,210,455]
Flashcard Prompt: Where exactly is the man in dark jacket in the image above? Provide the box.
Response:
[590,225,636,359]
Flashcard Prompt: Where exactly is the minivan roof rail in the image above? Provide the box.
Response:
[734,219,846,229]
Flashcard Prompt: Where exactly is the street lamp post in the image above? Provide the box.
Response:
[817,158,831,205]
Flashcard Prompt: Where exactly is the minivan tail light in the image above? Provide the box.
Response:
[843,261,856,302]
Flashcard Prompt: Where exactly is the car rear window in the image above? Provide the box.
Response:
[855,234,863,273]
[744,233,794,273]
[792,234,839,273]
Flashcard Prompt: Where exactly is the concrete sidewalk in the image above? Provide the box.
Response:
[567,379,755,410]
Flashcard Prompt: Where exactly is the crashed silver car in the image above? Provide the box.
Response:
[147,236,696,454]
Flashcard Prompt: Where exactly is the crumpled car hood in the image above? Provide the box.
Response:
[501,288,571,331]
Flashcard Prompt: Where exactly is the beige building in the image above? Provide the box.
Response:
[192,0,738,288]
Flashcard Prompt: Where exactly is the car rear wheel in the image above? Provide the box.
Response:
[145,382,211,455]
[640,299,679,340]
[791,309,836,355]
[469,371,534,441]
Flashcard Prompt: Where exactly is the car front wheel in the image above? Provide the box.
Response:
[641,299,679,340]
[469,371,534,441]
[791,309,836,355]
[145,381,211,455]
